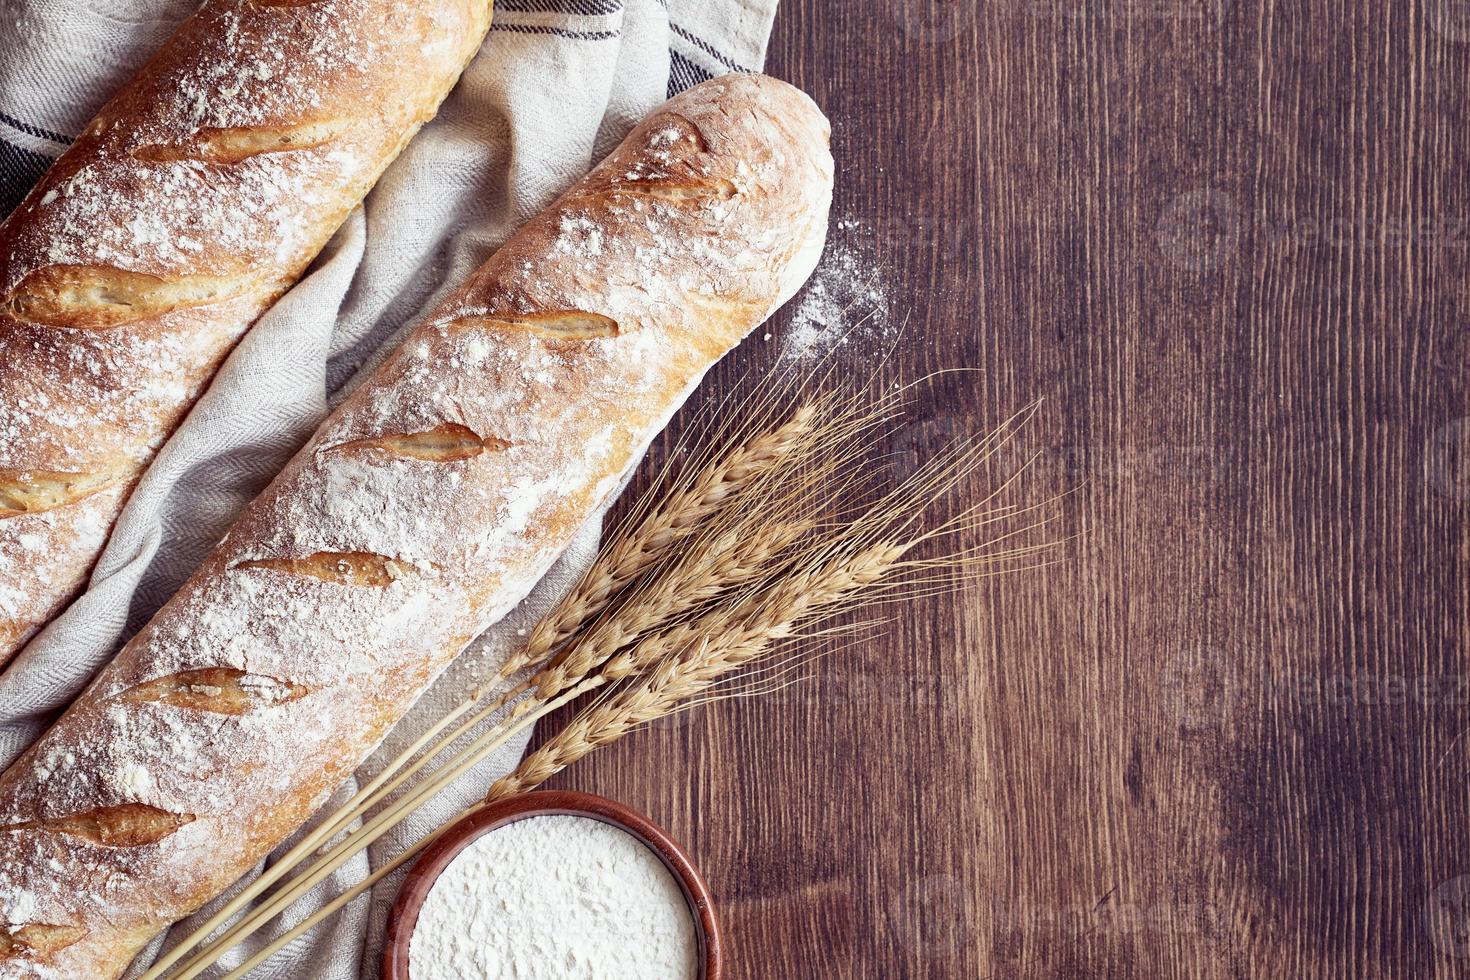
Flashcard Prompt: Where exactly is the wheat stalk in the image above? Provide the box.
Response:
[162,685,592,980]
[214,541,911,979]
[504,406,896,714]
[469,391,888,725]
[485,411,1057,801]
[161,385,1056,979]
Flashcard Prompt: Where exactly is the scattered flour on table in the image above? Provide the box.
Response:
[778,216,894,364]
[410,814,699,980]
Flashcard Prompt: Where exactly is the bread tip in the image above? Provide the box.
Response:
[717,72,832,141]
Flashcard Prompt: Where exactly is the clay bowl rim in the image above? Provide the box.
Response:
[380,789,721,980]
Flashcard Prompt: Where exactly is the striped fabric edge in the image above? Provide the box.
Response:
[490,22,622,41]
[487,0,625,44]
[0,110,71,148]
[668,50,717,97]
[0,137,53,217]
[670,22,749,73]
[496,0,627,14]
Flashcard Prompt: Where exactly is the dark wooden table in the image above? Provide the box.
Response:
[535,2,1470,977]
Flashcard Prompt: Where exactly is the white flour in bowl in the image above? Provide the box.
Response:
[409,814,699,980]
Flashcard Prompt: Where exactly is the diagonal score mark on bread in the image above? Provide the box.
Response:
[448,310,621,341]
[321,422,511,462]
[0,805,195,849]
[0,923,88,963]
[4,264,256,330]
[233,551,417,586]
[601,176,740,203]
[0,464,130,519]
[637,111,709,156]
[120,668,310,715]
[131,119,352,165]
[589,111,742,203]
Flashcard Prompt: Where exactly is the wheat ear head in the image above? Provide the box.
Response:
[491,402,821,681]
[489,540,906,800]
[522,518,811,705]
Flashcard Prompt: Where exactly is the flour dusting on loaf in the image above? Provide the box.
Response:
[0,0,497,666]
[0,74,832,979]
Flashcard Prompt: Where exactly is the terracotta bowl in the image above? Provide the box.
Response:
[381,789,722,980]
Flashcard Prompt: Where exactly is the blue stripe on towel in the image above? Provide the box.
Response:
[0,110,71,147]
[0,138,53,218]
[490,22,622,41]
[498,0,625,13]
[670,24,747,73]
[668,50,714,96]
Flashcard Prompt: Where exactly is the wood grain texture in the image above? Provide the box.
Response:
[531,1,1470,977]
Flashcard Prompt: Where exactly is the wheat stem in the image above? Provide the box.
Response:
[168,685,591,980]
[164,387,1057,977]
[139,694,485,980]
[216,806,471,980]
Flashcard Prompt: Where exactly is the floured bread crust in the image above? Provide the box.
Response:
[0,74,833,979]
[0,0,497,665]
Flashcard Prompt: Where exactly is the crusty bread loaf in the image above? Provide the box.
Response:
[0,0,499,666]
[0,74,833,978]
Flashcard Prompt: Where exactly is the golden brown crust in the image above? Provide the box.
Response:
[0,74,832,979]
[0,0,497,666]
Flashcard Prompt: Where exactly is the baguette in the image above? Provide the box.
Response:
[0,74,833,978]
[0,0,499,665]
